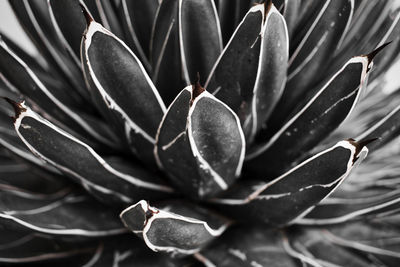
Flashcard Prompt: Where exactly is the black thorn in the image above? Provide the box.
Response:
[79,2,93,25]
[264,0,273,21]
[366,42,392,65]
[347,138,379,163]
[1,97,26,122]
[191,73,205,104]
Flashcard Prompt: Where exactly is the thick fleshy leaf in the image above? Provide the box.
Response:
[120,200,229,255]
[0,38,117,148]
[298,187,400,225]
[179,0,223,84]
[150,0,183,105]
[0,103,58,173]
[196,226,298,267]
[81,14,166,165]
[207,3,288,142]
[247,3,288,141]
[8,102,173,206]
[272,0,354,124]
[247,54,371,177]
[211,140,368,226]
[155,85,245,199]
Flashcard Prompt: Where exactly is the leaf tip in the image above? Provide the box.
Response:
[365,42,392,65]
[2,97,26,122]
[191,73,205,104]
[347,138,378,162]
[79,2,94,25]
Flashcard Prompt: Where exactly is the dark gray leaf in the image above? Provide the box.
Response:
[212,140,368,226]
[247,54,371,177]
[155,85,245,199]
[197,226,298,267]
[81,15,166,165]
[150,0,183,105]
[9,102,174,206]
[0,38,118,148]
[48,0,86,65]
[120,0,158,57]
[179,0,223,84]
[120,200,229,255]
[357,105,400,151]
[273,0,354,125]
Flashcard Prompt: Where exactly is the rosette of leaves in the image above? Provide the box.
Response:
[0,0,400,266]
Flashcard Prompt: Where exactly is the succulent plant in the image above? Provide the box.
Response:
[1,0,400,266]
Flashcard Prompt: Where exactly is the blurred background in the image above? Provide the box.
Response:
[1,0,399,93]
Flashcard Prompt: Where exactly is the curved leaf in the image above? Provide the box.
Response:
[120,200,229,255]
[207,3,288,143]
[248,54,371,177]
[8,101,173,206]
[81,14,166,165]
[0,38,117,148]
[212,140,368,226]
[273,0,354,125]
[155,84,245,198]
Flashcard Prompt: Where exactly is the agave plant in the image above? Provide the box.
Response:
[1,0,400,265]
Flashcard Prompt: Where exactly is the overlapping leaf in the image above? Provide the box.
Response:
[155,85,245,199]
[206,2,289,142]
[272,0,354,125]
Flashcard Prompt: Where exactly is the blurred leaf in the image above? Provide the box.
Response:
[179,0,222,84]
[197,226,298,267]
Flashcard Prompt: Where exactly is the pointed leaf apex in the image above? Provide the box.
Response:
[191,74,205,103]
[366,42,392,65]
[2,97,26,122]
[347,138,377,162]
[79,2,94,25]
[264,0,273,18]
